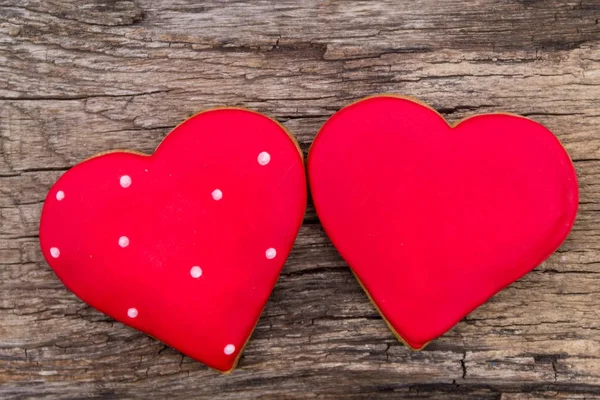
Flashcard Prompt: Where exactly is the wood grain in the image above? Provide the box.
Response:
[1,0,600,398]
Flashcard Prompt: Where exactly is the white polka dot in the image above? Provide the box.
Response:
[190,266,202,278]
[212,189,223,201]
[224,344,235,355]
[265,248,277,259]
[120,175,132,188]
[50,247,60,258]
[257,151,271,166]
[119,236,129,248]
[127,308,138,318]
[56,191,65,201]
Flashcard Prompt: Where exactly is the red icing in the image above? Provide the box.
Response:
[308,96,578,349]
[39,109,306,372]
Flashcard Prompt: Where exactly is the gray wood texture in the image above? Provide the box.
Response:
[1,0,600,398]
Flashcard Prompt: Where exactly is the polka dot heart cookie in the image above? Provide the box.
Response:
[39,108,307,373]
[308,95,578,350]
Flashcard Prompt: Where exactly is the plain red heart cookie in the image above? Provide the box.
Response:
[39,108,307,372]
[308,96,578,350]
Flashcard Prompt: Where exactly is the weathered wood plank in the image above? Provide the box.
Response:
[1,0,600,398]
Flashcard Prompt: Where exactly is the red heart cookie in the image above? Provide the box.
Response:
[39,109,306,372]
[308,96,578,349]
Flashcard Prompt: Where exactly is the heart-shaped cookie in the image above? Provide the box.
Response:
[39,108,307,372]
[308,96,578,349]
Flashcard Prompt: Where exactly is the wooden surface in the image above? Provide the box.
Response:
[1,0,600,398]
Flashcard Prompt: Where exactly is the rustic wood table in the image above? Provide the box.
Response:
[1,1,600,398]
